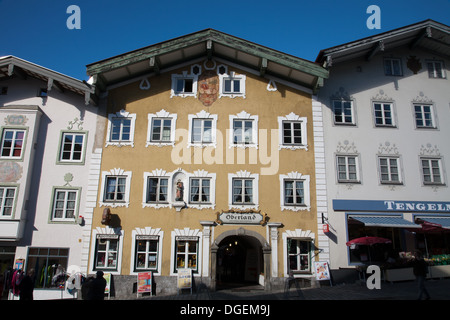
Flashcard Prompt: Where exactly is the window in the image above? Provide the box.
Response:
[414,104,436,128]
[59,132,85,163]
[218,67,246,99]
[26,248,69,289]
[95,235,119,270]
[284,180,304,206]
[1,129,25,159]
[51,189,79,221]
[147,109,177,147]
[146,177,169,203]
[427,61,445,79]
[384,58,402,76]
[170,65,201,98]
[104,176,126,202]
[175,238,198,272]
[105,110,136,147]
[288,239,311,273]
[190,178,210,203]
[232,179,254,205]
[278,113,308,150]
[192,119,212,143]
[373,102,395,127]
[379,156,402,184]
[421,158,444,185]
[337,155,360,183]
[0,186,16,217]
[135,236,159,272]
[333,100,355,125]
[175,78,194,94]
[233,120,254,145]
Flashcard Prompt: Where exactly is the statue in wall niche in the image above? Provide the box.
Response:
[175,180,184,201]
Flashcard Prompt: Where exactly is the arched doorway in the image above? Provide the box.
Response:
[216,235,263,289]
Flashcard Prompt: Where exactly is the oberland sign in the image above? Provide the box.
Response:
[216,210,269,225]
[333,199,450,213]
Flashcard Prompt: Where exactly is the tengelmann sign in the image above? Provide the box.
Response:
[216,210,268,225]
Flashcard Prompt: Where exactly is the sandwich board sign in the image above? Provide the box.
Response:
[177,268,192,294]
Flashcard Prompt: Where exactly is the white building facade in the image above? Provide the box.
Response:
[316,20,450,279]
[0,56,99,299]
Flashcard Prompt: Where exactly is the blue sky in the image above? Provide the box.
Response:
[0,0,449,80]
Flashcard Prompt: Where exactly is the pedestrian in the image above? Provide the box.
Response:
[90,271,107,300]
[19,269,35,300]
[413,251,430,300]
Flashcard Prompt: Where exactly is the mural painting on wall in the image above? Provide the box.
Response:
[198,70,219,106]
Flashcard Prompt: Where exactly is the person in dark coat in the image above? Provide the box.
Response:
[19,269,35,300]
[90,271,107,300]
[413,251,430,300]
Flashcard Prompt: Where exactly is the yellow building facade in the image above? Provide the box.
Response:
[86,29,329,296]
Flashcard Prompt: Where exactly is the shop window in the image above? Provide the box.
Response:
[175,237,198,273]
[26,248,69,289]
[58,132,86,163]
[287,239,311,273]
[134,236,159,272]
[0,129,26,159]
[0,186,16,217]
[94,235,119,270]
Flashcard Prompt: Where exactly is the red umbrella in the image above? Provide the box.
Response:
[346,236,392,247]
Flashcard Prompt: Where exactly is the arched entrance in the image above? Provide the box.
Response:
[216,235,263,288]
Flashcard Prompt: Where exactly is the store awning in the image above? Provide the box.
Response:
[349,215,421,228]
[416,217,450,230]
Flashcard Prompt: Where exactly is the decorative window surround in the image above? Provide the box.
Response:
[89,226,124,275]
[229,111,259,149]
[57,131,88,165]
[105,110,136,147]
[170,64,201,98]
[146,109,178,147]
[130,227,164,276]
[277,112,308,150]
[0,128,27,160]
[228,170,259,210]
[49,186,81,223]
[99,168,132,208]
[282,229,315,277]
[142,168,216,210]
[279,171,311,212]
[218,65,246,99]
[170,228,203,276]
[187,110,218,148]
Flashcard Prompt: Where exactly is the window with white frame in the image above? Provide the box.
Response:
[332,100,355,125]
[1,129,26,159]
[229,111,258,148]
[51,188,79,222]
[378,156,402,184]
[188,110,218,148]
[147,110,177,147]
[427,60,445,79]
[279,172,310,211]
[146,177,169,203]
[336,155,360,183]
[287,238,311,273]
[105,110,136,147]
[99,168,132,208]
[420,157,445,185]
[384,58,402,76]
[134,236,160,272]
[187,170,216,210]
[170,65,201,98]
[94,234,119,271]
[228,171,259,210]
[0,186,16,217]
[373,102,395,127]
[278,113,308,150]
[414,104,436,129]
[58,132,86,163]
[218,65,246,99]
[174,237,198,272]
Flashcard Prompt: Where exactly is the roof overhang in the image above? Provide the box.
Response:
[0,56,96,105]
[86,29,328,96]
[316,19,450,67]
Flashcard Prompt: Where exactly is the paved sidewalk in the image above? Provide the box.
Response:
[142,278,450,300]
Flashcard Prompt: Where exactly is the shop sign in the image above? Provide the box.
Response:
[216,210,268,225]
[333,199,450,213]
